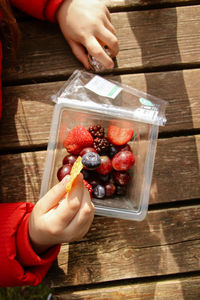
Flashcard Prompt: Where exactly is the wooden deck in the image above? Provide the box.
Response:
[1,0,200,298]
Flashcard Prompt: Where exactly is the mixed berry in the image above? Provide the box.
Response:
[88,124,105,138]
[57,124,135,200]
[82,152,101,170]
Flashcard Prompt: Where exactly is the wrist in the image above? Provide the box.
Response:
[56,0,71,22]
[29,238,53,255]
[28,213,55,255]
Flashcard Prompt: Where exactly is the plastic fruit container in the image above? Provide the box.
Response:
[40,70,167,221]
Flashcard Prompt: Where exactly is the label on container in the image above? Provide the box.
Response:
[85,75,122,99]
[134,106,159,123]
[139,97,155,107]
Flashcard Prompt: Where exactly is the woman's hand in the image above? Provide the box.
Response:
[28,174,94,254]
[56,0,119,69]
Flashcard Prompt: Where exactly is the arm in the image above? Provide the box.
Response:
[0,202,60,287]
[10,0,119,70]
[28,174,94,254]
[10,0,64,22]
[0,174,94,287]
[56,0,119,69]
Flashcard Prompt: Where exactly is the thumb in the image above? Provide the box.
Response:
[38,175,71,213]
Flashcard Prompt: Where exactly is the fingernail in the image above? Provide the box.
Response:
[76,173,83,183]
[61,175,70,185]
[79,173,83,180]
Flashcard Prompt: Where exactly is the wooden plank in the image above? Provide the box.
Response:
[0,150,45,204]
[0,82,55,149]
[14,0,197,17]
[0,135,200,204]
[1,69,200,150]
[106,0,197,10]
[45,205,200,287]
[3,6,200,83]
[55,276,200,300]
[151,135,200,203]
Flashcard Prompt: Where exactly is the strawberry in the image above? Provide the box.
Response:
[108,125,134,146]
[64,125,93,155]
[83,180,93,199]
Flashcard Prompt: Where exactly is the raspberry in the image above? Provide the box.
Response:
[93,137,110,154]
[88,125,105,139]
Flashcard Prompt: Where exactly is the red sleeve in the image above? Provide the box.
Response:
[0,41,2,119]
[0,202,61,287]
[10,0,64,22]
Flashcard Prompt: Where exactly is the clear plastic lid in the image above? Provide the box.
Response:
[52,70,167,126]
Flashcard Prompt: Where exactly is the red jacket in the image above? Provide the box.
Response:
[0,0,64,287]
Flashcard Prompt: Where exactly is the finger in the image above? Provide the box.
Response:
[63,187,94,241]
[96,27,119,57]
[105,6,111,22]
[74,186,94,226]
[85,36,114,69]
[103,17,116,36]
[55,174,84,226]
[38,175,71,213]
[69,40,90,70]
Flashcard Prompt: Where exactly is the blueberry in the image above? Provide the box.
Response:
[82,152,101,170]
[109,145,118,158]
[93,184,106,199]
[98,173,110,183]
[81,169,91,180]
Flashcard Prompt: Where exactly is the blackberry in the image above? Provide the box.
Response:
[93,137,110,154]
[88,125,105,138]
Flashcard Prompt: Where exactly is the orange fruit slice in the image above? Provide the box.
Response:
[65,156,83,193]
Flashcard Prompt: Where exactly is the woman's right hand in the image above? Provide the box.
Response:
[56,0,119,70]
[28,174,94,254]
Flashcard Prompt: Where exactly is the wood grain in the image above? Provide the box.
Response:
[3,6,200,83]
[14,0,198,16]
[106,0,197,10]
[0,135,199,204]
[1,1,200,294]
[45,205,200,287]
[1,69,200,150]
[55,276,200,299]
